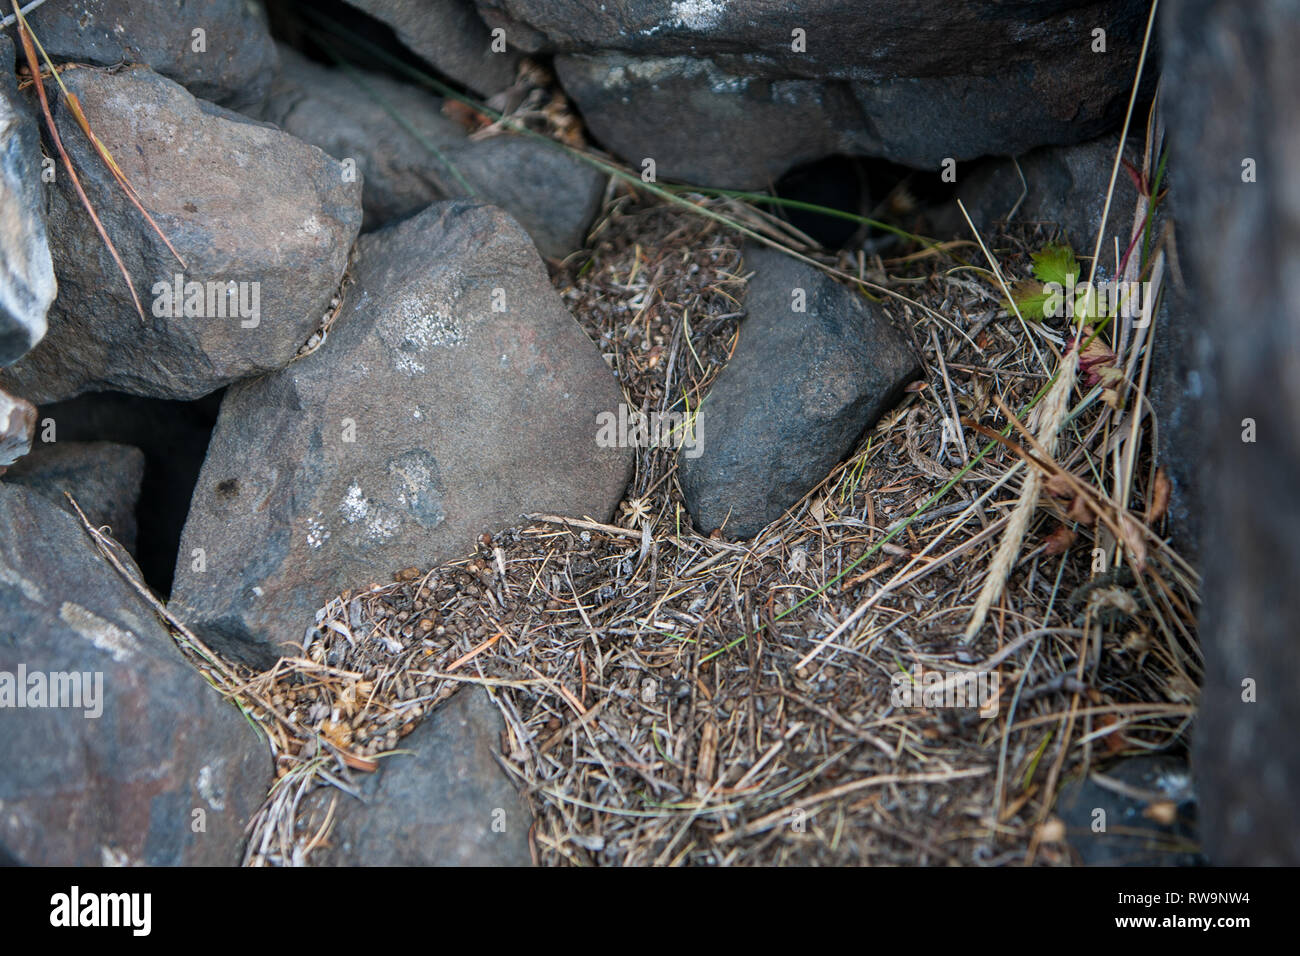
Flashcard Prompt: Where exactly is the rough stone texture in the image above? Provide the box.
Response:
[302,687,532,865]
[933,134,1143,259]
[22,0,279,111]
[555,54,843,190]
[171,200,632,668]
[680,245,918,539]
[3,441,146,555]
[0,484,270,866]
[478,0,1138,78]
[0,65,362,404]
[260,48,605,258]
[509,1,1150,187]
[1162,0,1300,865]
[1056,755,1203,866]
[344,0,519,96]
[0,35,55,367]
[36,391,222,596]
[1146,291,1209,564]
[0,385,35,469]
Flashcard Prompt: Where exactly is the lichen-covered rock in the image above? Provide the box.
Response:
[0,484,270,866]
[171,200,631,668]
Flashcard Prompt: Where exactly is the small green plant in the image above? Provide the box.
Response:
[1004,242,1088,322]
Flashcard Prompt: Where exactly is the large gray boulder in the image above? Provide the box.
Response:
[0,484,270,866]
[0,385,34,469]
[171,200,632,668]
[482,1,1150,187]
[0,65,362,404]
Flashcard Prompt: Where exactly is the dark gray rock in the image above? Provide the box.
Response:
[344,0,520,96]
[260,47,605,258]
[1056,755,1203,866]
[0,35,55,367]
[22,0,279,111]
[680,245,918,539]
[302,687,532,865]
[479,0,1141,81]
[514,1,1149,187]
[0,483,270,866]
[0,385,34,469]
[1146,292,1209,564]
[0,65,362,404]
[3,441,145,555]
[933,133,1143,257]
[171,200,632,668]
[555,54,844,190]
[1162,0,1300,865]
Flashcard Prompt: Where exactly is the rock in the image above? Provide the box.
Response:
[1162,0,1300,866]
[680,245,918,539]
[260,48,604,258]
[171,200,632,668]
[0,483,270,866]
[1056,755,1203,866]
[933,134,1143,257]
[344,0,519,96]
[34,390,222,596]
[0,35,55,367]
[1146,292,1210,564]
[0,385,35,469]
[302,687,532,865]
[22,0,279,111]
[512,1,1151,188]
[479,0,1139,79]
[554,54,844,190]
[2,441,146,555]
[0,64,362,404]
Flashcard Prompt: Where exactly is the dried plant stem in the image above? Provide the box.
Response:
[10,2,146,320]
[963,348,1079,643]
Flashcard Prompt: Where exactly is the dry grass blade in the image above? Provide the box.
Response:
[10,2,146,320]
[62,90,188,269]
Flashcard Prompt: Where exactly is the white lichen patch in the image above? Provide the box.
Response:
[339,482,401,540]
[58,603,141,662]
[664,0,730,31]
[305,513,330,550]
[381,290,466,376]
[0,567,44,604]
[196,763,226,811]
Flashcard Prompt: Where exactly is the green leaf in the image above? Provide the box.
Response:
[1005,280,1052,321]
[1029,243,1080,287]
